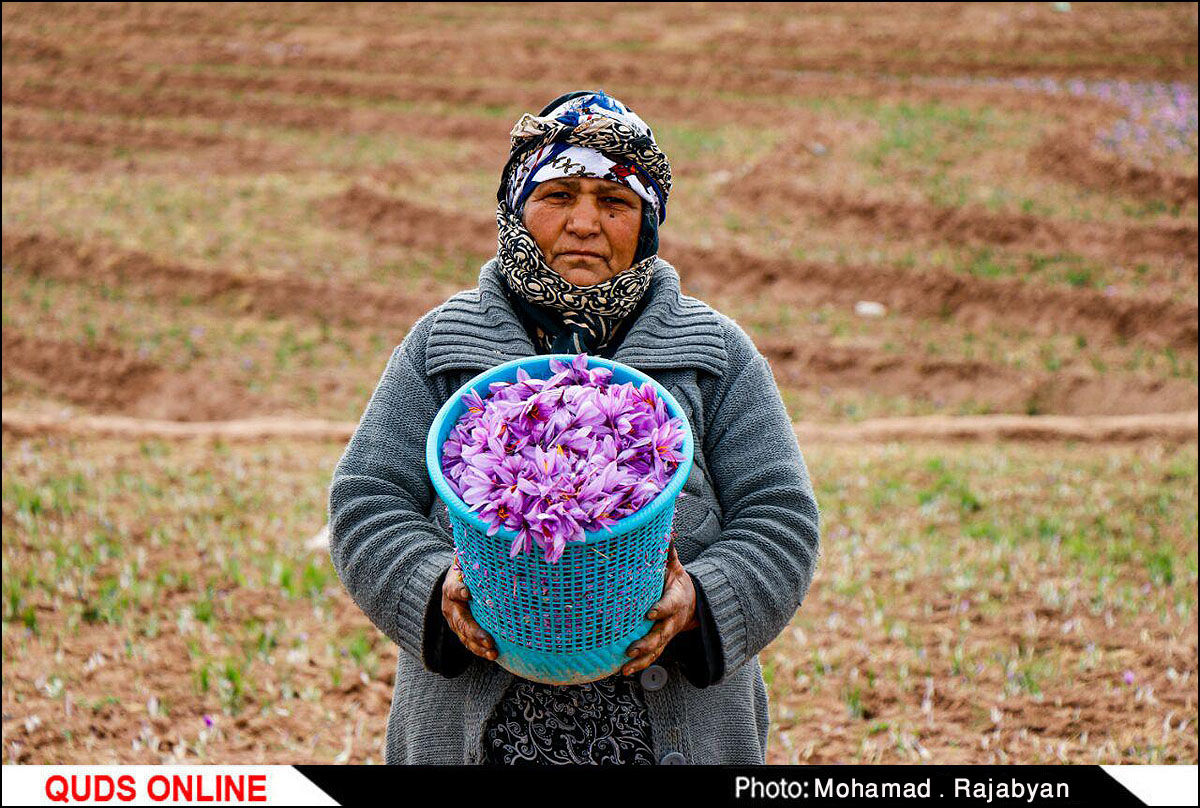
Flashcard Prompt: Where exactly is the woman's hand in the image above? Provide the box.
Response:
[622,540,697,676]
[441,558,498,662]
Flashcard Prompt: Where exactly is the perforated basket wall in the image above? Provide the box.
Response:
[426,355,693,685]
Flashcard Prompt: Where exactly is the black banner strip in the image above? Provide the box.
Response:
[295,764,1150,806]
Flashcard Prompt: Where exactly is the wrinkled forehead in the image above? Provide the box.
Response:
[535,176,642,199]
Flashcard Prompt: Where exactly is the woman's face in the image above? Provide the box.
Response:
[523,177,643,286]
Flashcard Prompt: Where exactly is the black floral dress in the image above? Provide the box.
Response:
[482,675,656,765]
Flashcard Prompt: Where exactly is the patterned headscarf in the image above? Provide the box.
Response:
[495,91,672,354]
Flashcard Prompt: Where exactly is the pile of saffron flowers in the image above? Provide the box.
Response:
[441,354,686,563]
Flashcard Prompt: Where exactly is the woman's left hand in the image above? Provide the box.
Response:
[622,540,698,676]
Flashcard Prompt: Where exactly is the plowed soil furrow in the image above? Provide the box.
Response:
[2,112,224,151]
[757,338,1198,418]
[1,111,306,175]
[671,243,1198,351]
[0,32,65,62]
[2,332,158,411]
[1,141,109,176]
[318,187,1200,350]
[4,2,1194,82]
[0,55,1138,134]
[315,185,498,256]
[1,59,530,117]
[1,79,511,143]
[9,228,1192,421]
[732,182,1198,267]
[0,332,265,421]
[0,48,1142,132]
[1,231,445,330]
[1030,129,1200,206]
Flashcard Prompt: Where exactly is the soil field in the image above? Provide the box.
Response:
[2,2,1196,765]
[2,435,1194,764]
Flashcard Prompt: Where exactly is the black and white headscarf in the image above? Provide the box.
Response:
[495,92,672,354]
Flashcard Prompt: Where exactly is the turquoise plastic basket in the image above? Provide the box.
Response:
[426,354,694,685]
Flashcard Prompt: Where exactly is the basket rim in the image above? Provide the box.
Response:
[425,354,695,547]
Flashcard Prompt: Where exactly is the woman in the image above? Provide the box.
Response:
[328,91,820,765]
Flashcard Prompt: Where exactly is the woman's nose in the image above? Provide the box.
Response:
[563,196,602,237]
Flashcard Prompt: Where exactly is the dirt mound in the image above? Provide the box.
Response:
[2,142,111,177]
[758,338,1199,418]
[1,333,263,421]
[1,52,1130,138]
[1030,129,1199,206]
[2,76,511,145]
[674,3,1198,82]
[5,57,527,118]
[316,185,497,256]
[2,231,445,330]
[1,112,301,176]
[732,179,1197,267]
[2,113,224,151]
[675,242,1198,351]
[0,32,64,62]
[2,333,159,411]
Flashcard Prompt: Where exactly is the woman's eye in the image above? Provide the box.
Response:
[604,197,631,206]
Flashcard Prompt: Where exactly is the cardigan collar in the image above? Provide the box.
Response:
[425,257,727,378]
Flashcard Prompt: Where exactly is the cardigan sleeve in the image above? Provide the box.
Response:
[683,324,821,684]
[327,314,456,665]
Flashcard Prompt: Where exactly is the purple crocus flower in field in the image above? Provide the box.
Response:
[441,354,686,562]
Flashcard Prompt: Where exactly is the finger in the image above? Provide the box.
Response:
[622,639,666,675]
[443,597,497,658]
[443,560,470,600]
[646,585,686,621]
[630,598,695,658]
[451,611,498,660]
[452,603,485,638]
[458,611,492,646]
[626,622,671,664]
[444,577,472,602]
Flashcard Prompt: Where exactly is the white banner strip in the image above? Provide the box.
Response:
[1102,766,1198,807]
[0,766,338,807]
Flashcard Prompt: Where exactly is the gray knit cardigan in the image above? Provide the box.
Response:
[328,257,820,765]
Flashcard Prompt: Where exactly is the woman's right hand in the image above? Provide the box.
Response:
[441,558,498,661]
